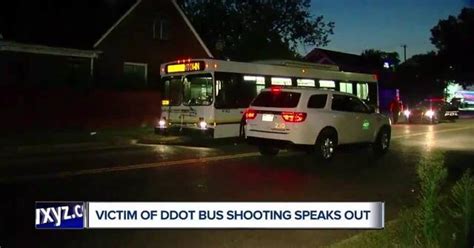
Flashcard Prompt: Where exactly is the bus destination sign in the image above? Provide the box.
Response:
[166,61,205,73]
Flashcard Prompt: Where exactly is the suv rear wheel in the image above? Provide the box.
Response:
[258,145,279,156]
[315,129,337,160]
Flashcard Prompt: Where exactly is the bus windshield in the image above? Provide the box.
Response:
[162,73,213,106]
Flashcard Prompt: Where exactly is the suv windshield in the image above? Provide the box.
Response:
[162,74,213,106]
[251,91,301,108]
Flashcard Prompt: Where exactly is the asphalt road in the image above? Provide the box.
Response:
[1,120,473,248]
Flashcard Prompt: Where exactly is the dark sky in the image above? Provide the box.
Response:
[306,0,471,58]
[0,0,135,49]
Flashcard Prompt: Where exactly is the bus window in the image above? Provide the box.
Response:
[356,83,369,100]
[319,80,335,88]
[162,76,183,105]
[244,75,265,93]
[297,79,315,87]
[339,82,353,94]
[271,77,292,86]
[215,73,261,109]
[183,74,213,106]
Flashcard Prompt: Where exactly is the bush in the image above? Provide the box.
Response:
[447,169,474,247]
[415,152,447,247]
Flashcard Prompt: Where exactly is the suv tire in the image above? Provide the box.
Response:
[373,126,390,155]
[315,129,337,160]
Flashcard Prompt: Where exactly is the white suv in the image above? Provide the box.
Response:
[245,87,391,159]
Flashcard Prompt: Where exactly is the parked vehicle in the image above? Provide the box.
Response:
[245,87,391,160]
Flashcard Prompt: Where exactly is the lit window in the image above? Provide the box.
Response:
[297,79,315,87]
[319,80,335,88]
[339,82,353,94]
[244,75,265,93]
[357,83,369,100]
[271,77,292,86]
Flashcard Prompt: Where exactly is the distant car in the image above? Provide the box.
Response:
[404,98,459,124]
[245,87,391,160]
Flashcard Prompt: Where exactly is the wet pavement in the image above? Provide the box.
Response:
[1,120,473,247]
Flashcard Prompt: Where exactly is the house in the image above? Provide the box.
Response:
[93,0,213,88]
[304,48,371,73]
[0,0,213,129]
[0,0,213,88]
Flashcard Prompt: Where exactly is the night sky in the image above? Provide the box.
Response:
[307,0,472,58]
[1,0,472,58]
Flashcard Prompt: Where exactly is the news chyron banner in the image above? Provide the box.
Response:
[35,202,385,229]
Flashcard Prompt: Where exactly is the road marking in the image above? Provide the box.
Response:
[0,152,261,183]
[392,125,474,139]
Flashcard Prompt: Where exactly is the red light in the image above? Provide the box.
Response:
[271,87,282,93]
[245,109,257,120]
[281,112,307,122]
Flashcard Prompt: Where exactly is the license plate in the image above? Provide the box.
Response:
[262,114,274,122]
[445,111,457,116]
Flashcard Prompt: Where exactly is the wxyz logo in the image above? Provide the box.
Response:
[36,204,83,227]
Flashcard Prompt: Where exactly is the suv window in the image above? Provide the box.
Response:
[331,94,369,113]
[252,91,301,108]
[307,94,327,109]
[351,97,369,113]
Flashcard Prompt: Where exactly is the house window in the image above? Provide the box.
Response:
[123,62,148,85]
[154,18,170,40]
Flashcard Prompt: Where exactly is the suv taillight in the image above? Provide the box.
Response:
[281,112,307,122]
[245,109,257,120]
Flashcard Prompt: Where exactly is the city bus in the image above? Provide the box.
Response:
[157,59,379,138]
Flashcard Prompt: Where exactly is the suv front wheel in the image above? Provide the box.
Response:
[373,126,390,155]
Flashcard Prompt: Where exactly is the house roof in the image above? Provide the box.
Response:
[0,41,100,58]
[0,0,212,58]
[1,0,137,49]
[304,48,371,73]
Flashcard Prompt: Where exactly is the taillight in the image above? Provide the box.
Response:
[281,112,307,122]
[271,86,282,93]
[245,109,257,120]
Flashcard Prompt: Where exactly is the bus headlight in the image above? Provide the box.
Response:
[158,118,167,128]
[198,117,207,130]
[199,121,207,130]
[425,110,435,118]
[403,110,411,117]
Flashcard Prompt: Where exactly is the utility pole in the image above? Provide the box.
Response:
[401,44,407,62]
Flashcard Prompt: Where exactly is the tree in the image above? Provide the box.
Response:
[361,49,400,70]
[180,0,334,61]
[360,49,400,89]
[431,8,474,84]
[395,52,446,102]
